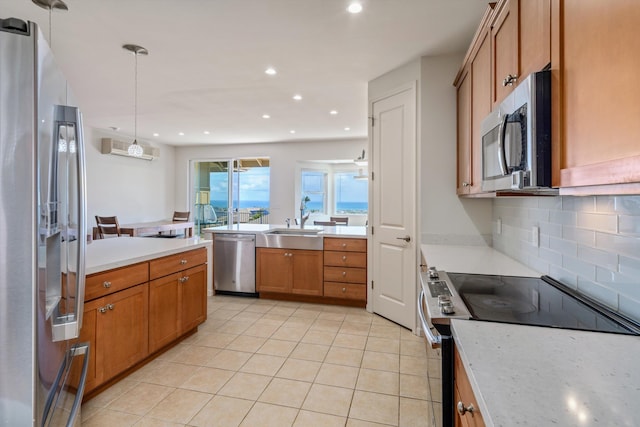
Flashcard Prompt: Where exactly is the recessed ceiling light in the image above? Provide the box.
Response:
[262,114,271,119]
[204,130,210,135]
[265,67,277,75]
[344,127,351,131]
[153,133,159,137]
[178,132,185,136]
[109,126,120,131]
[293,94,302,101]
[290,130,296,134]
[330,110,338,115]
[347,2,363,14]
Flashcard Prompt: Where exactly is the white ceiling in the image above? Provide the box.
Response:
[2,0,487,146]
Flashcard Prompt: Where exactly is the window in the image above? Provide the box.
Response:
[334,171,368,214]
[301,170,327,214]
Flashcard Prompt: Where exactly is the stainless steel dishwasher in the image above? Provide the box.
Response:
[213,233,257,296]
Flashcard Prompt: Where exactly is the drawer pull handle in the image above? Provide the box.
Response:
[342,271,347,277]
[342,243,347,248]
[103,281,111,288]
[99,307,107,314]
[457,401,475,416]
[502,74,518,87]
[107,304,114,310]
[342,256,347,261]
[342,287,346,292]
[180,259,188,265]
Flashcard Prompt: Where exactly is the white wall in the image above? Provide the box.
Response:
[419,55,492,245]
[173,138,367,225]
[85,128,177,227]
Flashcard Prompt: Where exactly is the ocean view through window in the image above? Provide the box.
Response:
[334,171,368,214]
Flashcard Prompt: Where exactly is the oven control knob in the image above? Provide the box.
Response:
[438,295,451,306]
[441,303,455,315]
[428,266,439,279]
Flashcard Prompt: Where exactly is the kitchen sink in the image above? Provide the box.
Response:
[256,229,323,250]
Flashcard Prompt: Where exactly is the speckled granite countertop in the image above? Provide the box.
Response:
[202,224,367,238]
[451,319,640,427]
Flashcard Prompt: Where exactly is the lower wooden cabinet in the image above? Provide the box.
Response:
[454,346,485,427]
[256,248,323,296]
[323,238,367,304]
[149,263,207,353]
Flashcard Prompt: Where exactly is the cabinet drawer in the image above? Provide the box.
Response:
[150,248,207,280]
[454,346,485,427]
[85,263,149,301]
[324,282,366,300]
[324,251,366,268]
[323,266,366,284]
[323,238,366,253]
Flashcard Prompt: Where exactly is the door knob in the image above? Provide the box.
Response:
[396,235,411,243]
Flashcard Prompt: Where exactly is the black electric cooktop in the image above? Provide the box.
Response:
[446,273,640,335]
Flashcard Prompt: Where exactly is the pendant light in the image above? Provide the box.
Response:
[122,44,148,157]
[31,0,68,49]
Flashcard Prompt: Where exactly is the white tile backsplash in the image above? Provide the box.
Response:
[493,195,640,322]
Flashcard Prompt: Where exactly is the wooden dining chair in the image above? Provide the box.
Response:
[330,216,349,225]
[314,220,337,226]
[95,215,121,239]
[172,211,190,222]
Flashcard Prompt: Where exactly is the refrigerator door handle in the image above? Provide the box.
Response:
[51,106,87,342]
[41,342,90,427]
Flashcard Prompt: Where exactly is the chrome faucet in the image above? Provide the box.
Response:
[299,209,309,228]
[285,218,291,228]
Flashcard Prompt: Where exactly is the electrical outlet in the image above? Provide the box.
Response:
[497,218,502,235]
[532,226,539,247]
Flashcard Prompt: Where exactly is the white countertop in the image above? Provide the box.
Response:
[203,224,367,238]
[420,244,539,277]
[85,237,212,274]
[451,319,640,427]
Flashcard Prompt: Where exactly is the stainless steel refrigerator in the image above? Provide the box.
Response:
[0,17,89,426]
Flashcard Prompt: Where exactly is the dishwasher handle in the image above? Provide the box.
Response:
[215,235,255,242]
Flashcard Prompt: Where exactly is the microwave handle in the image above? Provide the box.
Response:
[497,113,509,176]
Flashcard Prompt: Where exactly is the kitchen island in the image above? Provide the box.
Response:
[452,319,640,427]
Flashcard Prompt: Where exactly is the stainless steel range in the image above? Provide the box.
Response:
[418,266,640,427]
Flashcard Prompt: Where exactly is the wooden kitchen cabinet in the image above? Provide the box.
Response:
[519,0,551,79]
[323,238,367,303]
[256,248,323,296]
[491,0,519,106]
[456,65,472,195]
[454,346,485,427]
[552,0,640,192]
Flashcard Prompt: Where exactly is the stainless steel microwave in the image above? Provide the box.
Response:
[480,71,552,192]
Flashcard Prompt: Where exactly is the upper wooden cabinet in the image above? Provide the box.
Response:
[491,0,519,106]
[520,0,551,79]
[552,0,640,193]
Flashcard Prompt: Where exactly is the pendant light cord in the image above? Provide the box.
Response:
[48,7,52,48]
[134,51,138,143]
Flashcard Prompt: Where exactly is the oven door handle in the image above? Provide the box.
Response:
[418,288,441,348]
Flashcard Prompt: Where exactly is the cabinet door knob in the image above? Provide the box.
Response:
[180,259,188,265]
[342,243,347,248]
[462,182,470,187]
[457,401,475,416]
[342,255,347,261]
[99,307,107,314]
[502,74,518,86]
[103,281,111,288]
[342,287,346,292]
[342,271,347,277]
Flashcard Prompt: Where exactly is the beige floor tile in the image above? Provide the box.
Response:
[339,322,371,336]
[257,338,298,357]
[284,317,315,328]
[317,312,347,322]
[332,333,368,350]
[369,325,402,339]
[133,417,185,426]
[239,402,299,427]
[226,335,267,353]
[210,309,242,320]
[346,419,394,427]
[217,372,272,400]
[399,340,426,357]
[365,337,400,354]
[271,326,310,342]
[141,362,200,388]
[82,408,141,427]
[269,306,297,316]
[195,332,239,349]
[221,302,252,311]
[349,390,399,426]
[244,323,280,338]
[217,320,255,334]
[292,307,322,319]
[276,358,322,382]
[344,313,374,324]
[315,363,359,389]
[301,330,337,346]
[310,319,343,333]
[107,382,174,416]
[429,378,442,403]
[361,351,400,373]
[240,354,286,376]
[324,347,364,367]
[432,402,442,427]
[290,342,330,362]
[302,384,354,417]
[188,395,254,427]
[84,378,138,409]
[425,344,441,359]
[180,366,234,394]
[427,358,441,379]
[400,328,423,342]
[261,313,290,322]
[356,369,399,395]
[171,345,221,366]
[293,410,346,427]
[125,358,165,382]
[231,311,264,323]
[399,374,430,400]
[399,397,432,427]
[154,342,190,362]
[258,377,312,408]
[206,349,252,371]
[399,355,429,376]
[244,303,274,314]
[145,388,211,424]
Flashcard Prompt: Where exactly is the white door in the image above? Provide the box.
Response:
[370,84,417,329]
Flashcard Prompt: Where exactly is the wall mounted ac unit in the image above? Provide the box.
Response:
[101,138,160,160]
